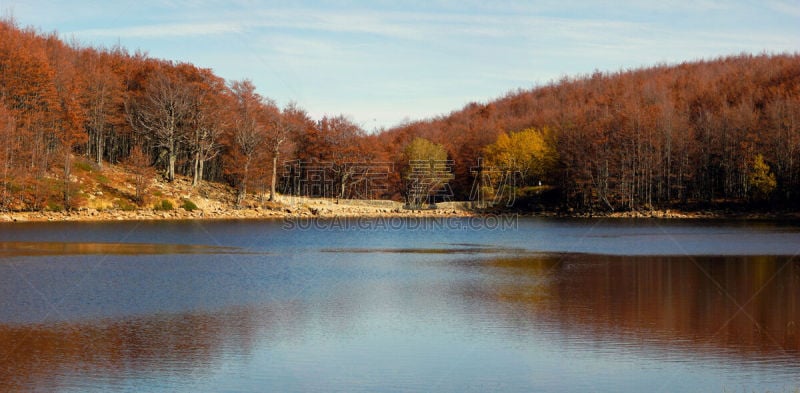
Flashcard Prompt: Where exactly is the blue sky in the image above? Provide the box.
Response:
[2,1,798,131]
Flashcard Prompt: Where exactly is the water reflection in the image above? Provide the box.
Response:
[1,245,799,391]
[0,241,246,257]
[0,304,308,392]
[461,255,800,358]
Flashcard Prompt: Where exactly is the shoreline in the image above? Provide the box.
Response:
[0,204,472,223]
[2,204,799,223]
[2,163,793,224]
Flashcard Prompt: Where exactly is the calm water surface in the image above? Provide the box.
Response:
[1,218,799,392]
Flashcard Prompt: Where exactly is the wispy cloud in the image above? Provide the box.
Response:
[241,8,648,42]
[73,21,244,38]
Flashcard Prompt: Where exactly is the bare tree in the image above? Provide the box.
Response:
[228,80,275,205]
[79,49,124,168]
[125,144,154,204]
[128,69,193,182]
[266,103,305,201]
[186,73,228,187]
[318,115,370,199]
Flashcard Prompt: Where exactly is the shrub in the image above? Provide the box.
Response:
[117,199,137,211]
[181,198,198,211]
[154,199,174,211]
[46,200,63,212]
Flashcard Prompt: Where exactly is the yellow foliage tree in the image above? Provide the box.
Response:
[403,137,448,162]
[483,127,557,185]
[402,137,453,207]
[402,137,451,184]
[748,154,776,201]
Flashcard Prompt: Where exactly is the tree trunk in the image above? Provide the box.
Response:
[63,152,71,210]
[269,153,278,201]
[339,172,349,200]
[237,159,250,206]
[95,127,103,168]
[198,158,204,187]
[167,150,176,182]
[238,182,246,206]
[165,133,176,182]
[192,150,201,187]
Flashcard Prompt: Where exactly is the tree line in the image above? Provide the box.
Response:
[379,53,800,211]
[1,19,798,212]
[0,19,378,210]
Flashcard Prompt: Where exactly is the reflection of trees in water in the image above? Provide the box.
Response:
[0,241,241,257]
[0,303,306,391]
[460,255,800,358]
[3,253,798,390]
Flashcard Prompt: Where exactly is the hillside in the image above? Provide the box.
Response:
[0,156,470,222]
[377,53,800,212]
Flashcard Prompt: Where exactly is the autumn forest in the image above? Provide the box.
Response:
[1,19,799,213]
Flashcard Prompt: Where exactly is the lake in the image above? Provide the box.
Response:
[1,217,799,392]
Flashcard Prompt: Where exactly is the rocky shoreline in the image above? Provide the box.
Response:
[3,204,798,223]
[0,201,471,223]
[578,208,800,220]
[2,184,798,223]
